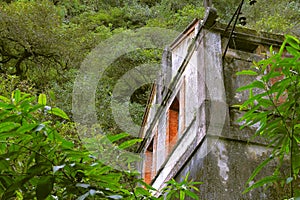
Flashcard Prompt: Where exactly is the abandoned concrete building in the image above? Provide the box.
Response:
[137,7,288,200]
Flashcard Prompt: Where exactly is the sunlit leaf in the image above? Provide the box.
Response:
[119,138,142,149]
[286,46,300,57]
[138,180,157,191]
[135,187,151,196]
[179,190,185,200]
[286,177,293,184]
[0,122,20,133]
[0,102,14,110]
[236,70,258,76]
[0,95,10,103]
[107,132,130,143]
[15,124,38,134]
[13,90,21,104]
[76,183,90,188]
[34,124,45,132]
[49,107,69,120]
[89,189,96,196]
[185,190,199,199]
[285,35,300,50]
[107,195,123,199]
[38,94,47,106]
[53,164,65,174]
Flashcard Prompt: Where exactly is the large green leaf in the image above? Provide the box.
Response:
[237,35,300,196]
[28,104,44,113]
[2,175,33,199]
[49,107,69,120]
[138,179,157,191]
[13,90,21,104]
[107,132,130,143]
[0,102,15,110]
[0,159,10,171]
[119,138,142,149]
[28,163,51,175]
[185,190,199,199]
[0,132,19,139]
[38,94,47,106]
[286,46,300,57]
[135,187,151,196]
[286,35,300,50]
[99,173,121,183]
[36,176,54,200]
[0,122,20,133]
[236,70,258,76]
[61,139,74,149]
[15,124,38,134]
[243,175,279,194]
[236,80,265,92]
[0,96,10,103]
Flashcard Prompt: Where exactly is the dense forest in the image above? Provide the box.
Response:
[0,0,299,131]
[0,0,300,199]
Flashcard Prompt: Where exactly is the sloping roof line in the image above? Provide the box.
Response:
[169,18,200,50]
[138,83,156,139]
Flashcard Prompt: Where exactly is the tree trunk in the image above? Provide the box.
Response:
[204,0,213,8]
[15,51,31,77]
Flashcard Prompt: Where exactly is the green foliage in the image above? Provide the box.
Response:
[0,74,37,97]
[236,35,300,198]
[0,0,205,130]
[0,90,200,199]
[3,0,300,198]
[0,90,119,199]
[0,1,67,80]
[243,1,299,36]
[162,173,202,200]
[0,0,114,88]
[214,0,300,36]
[146,4,205,30]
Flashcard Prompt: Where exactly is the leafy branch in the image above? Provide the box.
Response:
[236,35,300,198]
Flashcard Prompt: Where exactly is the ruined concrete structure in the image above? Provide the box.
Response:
[137,8,287,199]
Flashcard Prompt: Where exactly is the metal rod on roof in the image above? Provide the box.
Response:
[222,0,245,60]
[224,2,242,32]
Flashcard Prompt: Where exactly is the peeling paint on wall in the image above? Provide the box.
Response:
[216,142,229,184]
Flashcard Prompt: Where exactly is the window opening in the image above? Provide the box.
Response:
[144,139,153,184]
[166,97,179,154]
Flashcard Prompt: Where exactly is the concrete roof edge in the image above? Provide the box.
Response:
[213,22,285,46]
[169,19,285,52]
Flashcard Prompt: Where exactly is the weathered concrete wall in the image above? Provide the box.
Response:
[138,17,289,199]
[174,43,290,199]
[175,137,289,200]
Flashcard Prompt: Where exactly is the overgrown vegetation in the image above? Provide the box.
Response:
[1,0,300,199]
[237,35,300,199]
[0,0,299,131]
[0,90,201,199]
